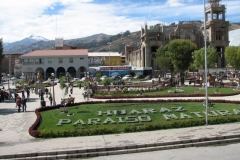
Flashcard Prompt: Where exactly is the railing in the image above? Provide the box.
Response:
[35,62,44,64]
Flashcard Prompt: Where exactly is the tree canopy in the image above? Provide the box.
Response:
[225,46,240,70]
[191,46,218,70]
[156,45,174,75]
[167,39,197,72]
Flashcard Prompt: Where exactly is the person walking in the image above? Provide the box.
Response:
[45,87,49,98]
[21,98,27,112]
[16,96,22,112]
[21,90,25,98]
[26,88,30,101]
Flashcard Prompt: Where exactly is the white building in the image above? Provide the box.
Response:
[20,49,88,80]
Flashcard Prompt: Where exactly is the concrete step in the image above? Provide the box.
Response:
[2,134,240,160]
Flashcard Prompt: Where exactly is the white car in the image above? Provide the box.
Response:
[72,78,80,82]
[10,77,16,80]
[122,75,133,80]
[80,77,88,82]
[100,76,108,81]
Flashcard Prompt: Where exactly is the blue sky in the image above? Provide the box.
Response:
[1,0,240,43]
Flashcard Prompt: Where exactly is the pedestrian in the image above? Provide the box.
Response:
[22,90,25,98]
[48,93,53,106]
[16,96,22,112]
[21,98,27,112]
[26,88,30,101]
[45,87,49,98]
[38,88,41,97]
[79,83,81,89]
[61,98,64,105]
[70,87,73,94]
[40,90,44,101]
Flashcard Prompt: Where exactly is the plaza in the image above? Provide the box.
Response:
[0,80,240,159]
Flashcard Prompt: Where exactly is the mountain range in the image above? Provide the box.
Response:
[3,22,240,54]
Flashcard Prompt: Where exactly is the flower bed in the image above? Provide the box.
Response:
[29,99,240,138]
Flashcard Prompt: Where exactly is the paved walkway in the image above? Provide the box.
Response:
[0,81,240,159]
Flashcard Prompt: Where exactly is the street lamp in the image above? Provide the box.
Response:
[203,0,208,125]
[51,73,56,106]
[7,74,10,90]
[108,42,111,77]
[22,73,24,90]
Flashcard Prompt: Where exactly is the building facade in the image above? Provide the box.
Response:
[1,54,22,77]
[126,0,229,70]
[20,49,88,80]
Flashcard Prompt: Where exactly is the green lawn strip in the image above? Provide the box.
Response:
[94,86,237,96]
[38,102,240,137]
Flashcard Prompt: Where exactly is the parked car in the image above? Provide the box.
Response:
[71,78,80,82]
[111,75,122,80]
[122,75,133,80]
[133,75,145,79]
[100,76,108,81]
[80,77,88,82]
[145,75,153,80]
[165,73,171,78]
[10,77,16,80]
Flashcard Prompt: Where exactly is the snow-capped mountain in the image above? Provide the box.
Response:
[3,35,49,53]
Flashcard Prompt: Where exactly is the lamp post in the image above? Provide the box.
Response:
[51,73,56,106]
[7,74,10,90]
[108,42,111,77]
[203,0,208,125]
[22,73,24,90]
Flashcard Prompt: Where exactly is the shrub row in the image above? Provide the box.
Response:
[39,126,118,138]
[124,116,240,133]
[92,91,240,99]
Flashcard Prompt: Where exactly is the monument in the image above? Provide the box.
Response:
[35,71,45,95]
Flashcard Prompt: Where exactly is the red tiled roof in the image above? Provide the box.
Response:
[21,49,88,57]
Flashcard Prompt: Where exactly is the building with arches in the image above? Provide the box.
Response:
[20,49,88,81]
[125,0,229,70]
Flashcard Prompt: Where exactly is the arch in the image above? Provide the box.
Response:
[57,67,66,78]
[67,67,76,78]
[78,66,87,78]
[46,67,55,79]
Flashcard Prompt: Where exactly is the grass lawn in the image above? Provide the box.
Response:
[38,102,240,135]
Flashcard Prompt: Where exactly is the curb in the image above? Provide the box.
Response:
[1,134,240,160]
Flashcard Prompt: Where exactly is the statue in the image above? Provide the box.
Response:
[37,71,42,83]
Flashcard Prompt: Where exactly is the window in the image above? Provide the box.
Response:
[59,58,63,64]
[80,57,84,60]
[29,59,34,64]
[35,58,44,64]
[48,58,52,64]
[69,58,73,63]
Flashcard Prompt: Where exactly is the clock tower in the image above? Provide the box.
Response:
[204,0,229,68]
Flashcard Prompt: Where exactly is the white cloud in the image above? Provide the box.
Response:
[0,0,239,43]
[165,0,184,7]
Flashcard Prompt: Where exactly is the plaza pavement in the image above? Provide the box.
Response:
[0,81,240,159]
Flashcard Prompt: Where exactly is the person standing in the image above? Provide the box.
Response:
[48,93,53,106]
[21,98,27,112]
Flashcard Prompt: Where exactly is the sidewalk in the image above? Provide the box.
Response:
[0,82,240,159]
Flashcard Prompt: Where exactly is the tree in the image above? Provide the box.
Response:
[168,39,197,73]
[0,38,4,83]
[192,46,218,70]
[156,45,174,76]
[225,46,240,70]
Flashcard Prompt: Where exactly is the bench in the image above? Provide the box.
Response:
[63,97,75,105]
